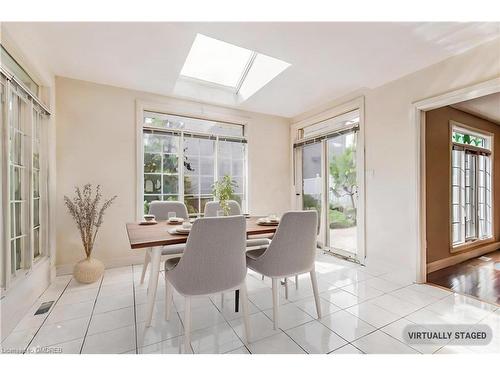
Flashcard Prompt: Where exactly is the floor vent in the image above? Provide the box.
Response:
[35,301,54,315]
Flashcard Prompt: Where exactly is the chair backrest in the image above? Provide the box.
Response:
[204,200,242,217]
[166,216,247,296]
[148,201,189,221]
[253,211,317,277]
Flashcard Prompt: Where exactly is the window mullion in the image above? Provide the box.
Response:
[2,81,12,289]
[460,150,466,244]
[26,101,34,270]
[179,132,185,205]
[214,136,219,199]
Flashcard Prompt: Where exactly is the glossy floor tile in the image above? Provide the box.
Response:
[3,254,497,354]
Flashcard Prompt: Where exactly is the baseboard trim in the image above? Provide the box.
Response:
[56,254,146,276]
[427,241,500,273]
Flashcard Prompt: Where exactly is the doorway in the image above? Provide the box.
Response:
[413,78,500,306]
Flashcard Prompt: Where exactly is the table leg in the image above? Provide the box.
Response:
[146,246,161,327]
[234,289,240,313]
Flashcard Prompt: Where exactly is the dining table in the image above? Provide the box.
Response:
[125,216,278,327]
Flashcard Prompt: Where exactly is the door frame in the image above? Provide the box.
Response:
[412,77,500,283]
[291,97,366,264]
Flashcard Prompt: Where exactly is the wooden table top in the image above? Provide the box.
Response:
[125,216,278,249]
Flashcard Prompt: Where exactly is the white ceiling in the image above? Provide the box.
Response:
[3,22,499,118]
[452,92,500,124]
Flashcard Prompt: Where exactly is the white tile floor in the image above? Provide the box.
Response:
[2,251,499,354]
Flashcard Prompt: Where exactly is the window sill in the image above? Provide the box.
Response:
[451,237,495,254]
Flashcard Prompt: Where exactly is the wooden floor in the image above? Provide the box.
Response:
[428,250,500,305]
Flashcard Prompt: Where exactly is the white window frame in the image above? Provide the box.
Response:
[1,69,49,292]
[135,100,250,220]
[450,121,494,252]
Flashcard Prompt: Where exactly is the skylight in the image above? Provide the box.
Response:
[180,34,290,100]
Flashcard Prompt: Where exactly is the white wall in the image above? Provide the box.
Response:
[292,38,500,280]
[55,77,291,271]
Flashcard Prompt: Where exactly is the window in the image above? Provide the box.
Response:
[9,88,28,274]
[142,111,247,215]
[180,34,290,100]
[1,47,49,287]
[451,123,493,247]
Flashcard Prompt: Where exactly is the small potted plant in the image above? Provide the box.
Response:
[64,184,117,283]
[212,175,237,216]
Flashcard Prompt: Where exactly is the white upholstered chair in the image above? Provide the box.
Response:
[140,201,189,284]
[164,216,251,352]
[246,210,322,329]
[203,200,270,248]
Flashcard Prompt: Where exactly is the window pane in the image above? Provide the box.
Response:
[185,196,199,214]
[163,175,178,194]
[184,156,198,175]
[143,133,162,152]
[218,158,231,176]
[33,227,40,258]
[199,139,214,156]
[200,176,214,194]
[218,142,232,157]
[14,132,23,165]
[15,203,22,237]
[33,170,40,198]
[33,143,40,169]
[10,203,15,238]
[144,174,161,194]
[144,153,161,173]
[184,137,198,156]
[162,135,179,154]
[34,199,40,227]
[11,241,15,275]
[233,177,244,194]
[15,238,22,270]
[184,175,198,195]
[162,154,178,174]
[14,167,22,200]
[452,223,461,245]
[144,111,243,137]
[200,157,214,175]
[232,160,244,176]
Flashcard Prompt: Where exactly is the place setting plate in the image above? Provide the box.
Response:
[168,226,192,235]
[139,220,158,225]
[167,218,185,225]
[257,217,280,226]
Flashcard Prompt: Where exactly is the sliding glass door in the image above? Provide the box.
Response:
[295,109,364,263]
[327,130,358,257]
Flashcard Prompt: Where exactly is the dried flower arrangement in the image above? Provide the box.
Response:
[64,184,117,259]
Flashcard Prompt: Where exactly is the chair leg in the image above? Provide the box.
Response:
[310,268,322,319]
[220,293,224,308]
[140,249,151,284]
[240,282,251,343]
[261,275,264,281]
[284,278,289,300]
[184,297,191,353]
[165,277,173,321]
[295,274,299,290]
[271,278,279,330]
